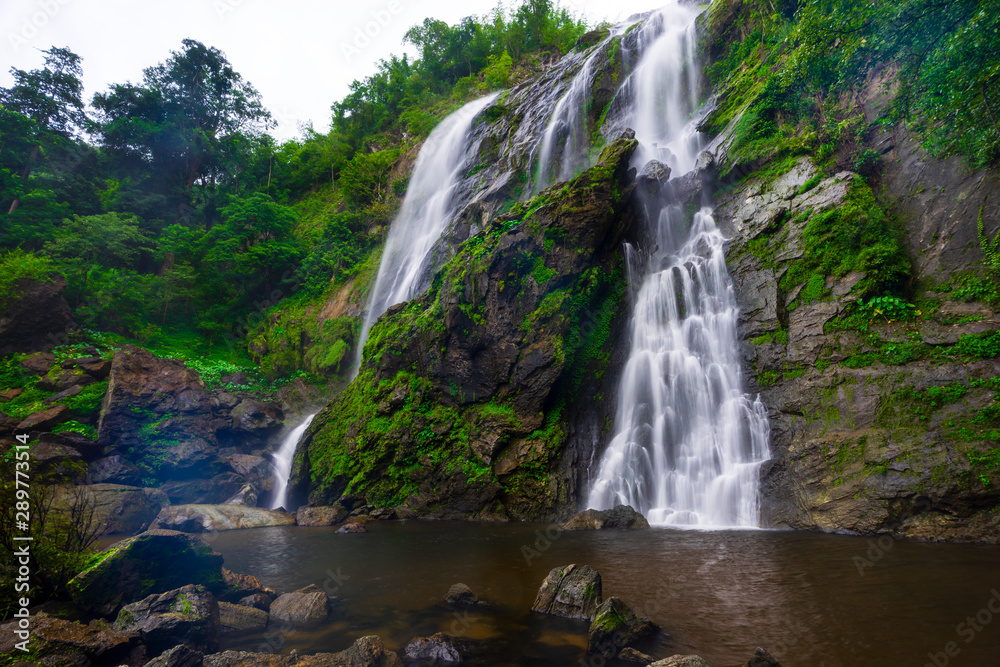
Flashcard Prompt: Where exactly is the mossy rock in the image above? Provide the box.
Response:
[67,529,224,617]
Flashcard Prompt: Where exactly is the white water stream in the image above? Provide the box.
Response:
[269,413,316,510]
[587,2,770,527]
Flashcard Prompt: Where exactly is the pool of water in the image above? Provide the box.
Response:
[203,522,1000,666]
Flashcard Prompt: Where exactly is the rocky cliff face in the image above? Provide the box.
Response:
[712,140,1000,543]
[296,134,641,520]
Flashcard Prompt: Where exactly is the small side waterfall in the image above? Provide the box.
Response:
[355,93,499,369]
[587,2,770,528]
[269,413,316,510]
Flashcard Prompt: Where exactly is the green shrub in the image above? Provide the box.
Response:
[0,249,56,310]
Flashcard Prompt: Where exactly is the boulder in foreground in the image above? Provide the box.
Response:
[588,596,658,657]
[114,584,221,657]
[649,657,711,667]
[268,584,333,626]
[0,613,144,666]
[154,504,295,532]
[203,635,402,666]
[68,529,223,616]
[531,564,602,620]
[561,505,650,530]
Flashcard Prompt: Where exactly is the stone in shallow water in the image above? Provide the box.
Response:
[405,632,461,662]
[153,504,295,532]
[336,521,368,534]
[743,647,782,667]
[619,647,656,664]
[531,564,602,621]
[296,504,349,526]
[649,657,711,667]
[588,596,658,656]
[445,583,478,606]
[219,601,268,633]
[561,505,650,530]
[268,585,332,626]
[145,644,205,667]
[0,613,144,666]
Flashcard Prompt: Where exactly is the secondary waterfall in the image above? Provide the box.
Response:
[587,2,770,527]
[355,93,499,369]
[269,413,316,510]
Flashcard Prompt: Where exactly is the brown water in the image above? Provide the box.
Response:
[203,522,1000,666]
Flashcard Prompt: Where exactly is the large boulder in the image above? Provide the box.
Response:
[203,636,402,667]
[531,564,603,620]
[154,504,295,532]
[296,504,348,526]
[561,505,650,530]
[0,613,144,666]
[89,455,144,485]
[52,484,169,535]
[114,584,220,657]
[743,647,782,666]
[0,275,75,355]
[219,568,275,603]
[161,473,248,505]
[145,644,205,667]
[587,596,658,657]
[39,430,103,461]
[445,583,478,606]
[97,346,220,482]
[230,400,283,435]
[226,454,275,494]
[16,404,69,432]
[68,529,224,616]
[268,584,333,625]
[218,601,268,633]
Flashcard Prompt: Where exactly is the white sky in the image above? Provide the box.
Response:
[1,0,661,141]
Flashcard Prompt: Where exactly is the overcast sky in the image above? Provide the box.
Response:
[1,0,663,141]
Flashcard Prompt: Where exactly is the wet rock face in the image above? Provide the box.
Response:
[114,584,221,657]
[302,134,640,521]
[531,564,603,621]
[0,276,76,355]
[588,596,658,657]
[51,483,169,535]
[714,151,1000,542]
[68,529,224,617]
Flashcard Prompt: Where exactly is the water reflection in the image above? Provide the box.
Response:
[208,523,1000,666]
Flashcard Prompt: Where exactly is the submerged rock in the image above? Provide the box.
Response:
[68,529,224,616]
[445,583,478,606]
[336,521,368,534]
[405,632,461,662]
[220,568,275,603]
[154,504,295,532]
[0,612,144,666]
[619,647,656,664]
[588,596,658,656]
[218,601,268,633]
[531,564,602,620]
[114,584,220,656]
[744,647,782,666]
[561,505,650,530]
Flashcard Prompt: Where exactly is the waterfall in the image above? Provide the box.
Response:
[269,413,316,510]
[355,93,499,369]
[587,2,770,528]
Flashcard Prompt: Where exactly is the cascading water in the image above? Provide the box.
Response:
[587,2,770,528]
[269,413,316,510]
[355,93,499,370]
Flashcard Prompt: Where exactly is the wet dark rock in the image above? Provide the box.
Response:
[231,399,283,434]
[89,455,144,486]
[561,505,650,530]
[203,651,287,666]
[39,430,103,460]
[161,473,248,505]
[220,568,276,603]
[445,583,478,606]
[37,367,96,392]
[0,612,145,666]
[223,484,258,506]
[42,383,81,404]
[0,413,18,435]
[52,483,169,535]
[405,632,461,662]
[98,346,221,483]
[619,647,656,664]
[226,454,274,493]
[114,584,220,657]
[531,564,602,620]
[296,504,348,526]
[154,504,295,532]
[335,522,368,534]
[744,647,782,667]
[16,404,69,432]
[220,372,249,386]
[30,440,83,471]
[146,644,205,667]
[637,159,671,196]
[236,593,274,611]
[218,601,268,634]
[0,387,22,400]
[588,596,658,656]
[0,275,75,354]
[68,529,223,616]
[20,352,56,374]
[268,585,336,626]
[70,355,113,379]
